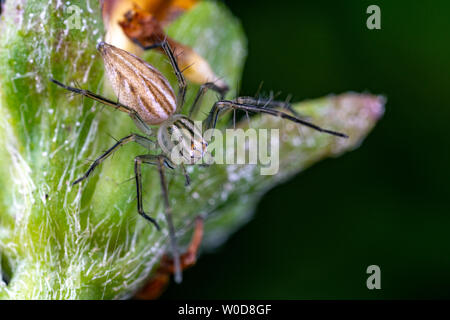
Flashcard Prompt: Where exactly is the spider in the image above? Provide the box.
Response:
[51,40,348,284]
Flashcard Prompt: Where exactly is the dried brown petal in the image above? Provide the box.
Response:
[102,0,198,52]
[119,7,228,90]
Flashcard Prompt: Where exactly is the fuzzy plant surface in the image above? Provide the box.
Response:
[0,0,384,299]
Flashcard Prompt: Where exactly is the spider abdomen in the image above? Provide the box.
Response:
[98,42,177,125]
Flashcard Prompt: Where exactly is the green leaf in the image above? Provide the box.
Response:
[0,0,383,299]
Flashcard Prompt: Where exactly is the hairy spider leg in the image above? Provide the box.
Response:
[134,154,182,283]
[136,216,204,299]
[189,82,229,119]
[235,95,301,118]
[71,134,160,229]
[204,100,349,138]
[50,79,153,135]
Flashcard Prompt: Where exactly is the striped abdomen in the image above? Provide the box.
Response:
[98,42,176,125]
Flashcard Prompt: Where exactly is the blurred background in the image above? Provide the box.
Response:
[163,0,450,299]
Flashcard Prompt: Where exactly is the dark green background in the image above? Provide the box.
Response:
[163,0,450,299]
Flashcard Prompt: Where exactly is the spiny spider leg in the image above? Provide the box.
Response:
[72,134,156,186]
[136,216,204,300]
[205,100,349,138]
[50,79,152,135]
[133,39,187,110]
[236,95,301,118]
[134,154,182,283]
[160,216,204,274]
[189,82,229,119]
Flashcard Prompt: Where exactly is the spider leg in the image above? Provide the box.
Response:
[72,134,156,186]
[235,95,301,118]
[134,154,182,283]
[189,82,229,119]
[160,216,204,273]
[50,78,152,135]
[134,40,187,111]
[180,163,191,186]
[136,216,204,299]
[204,100,349,138]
